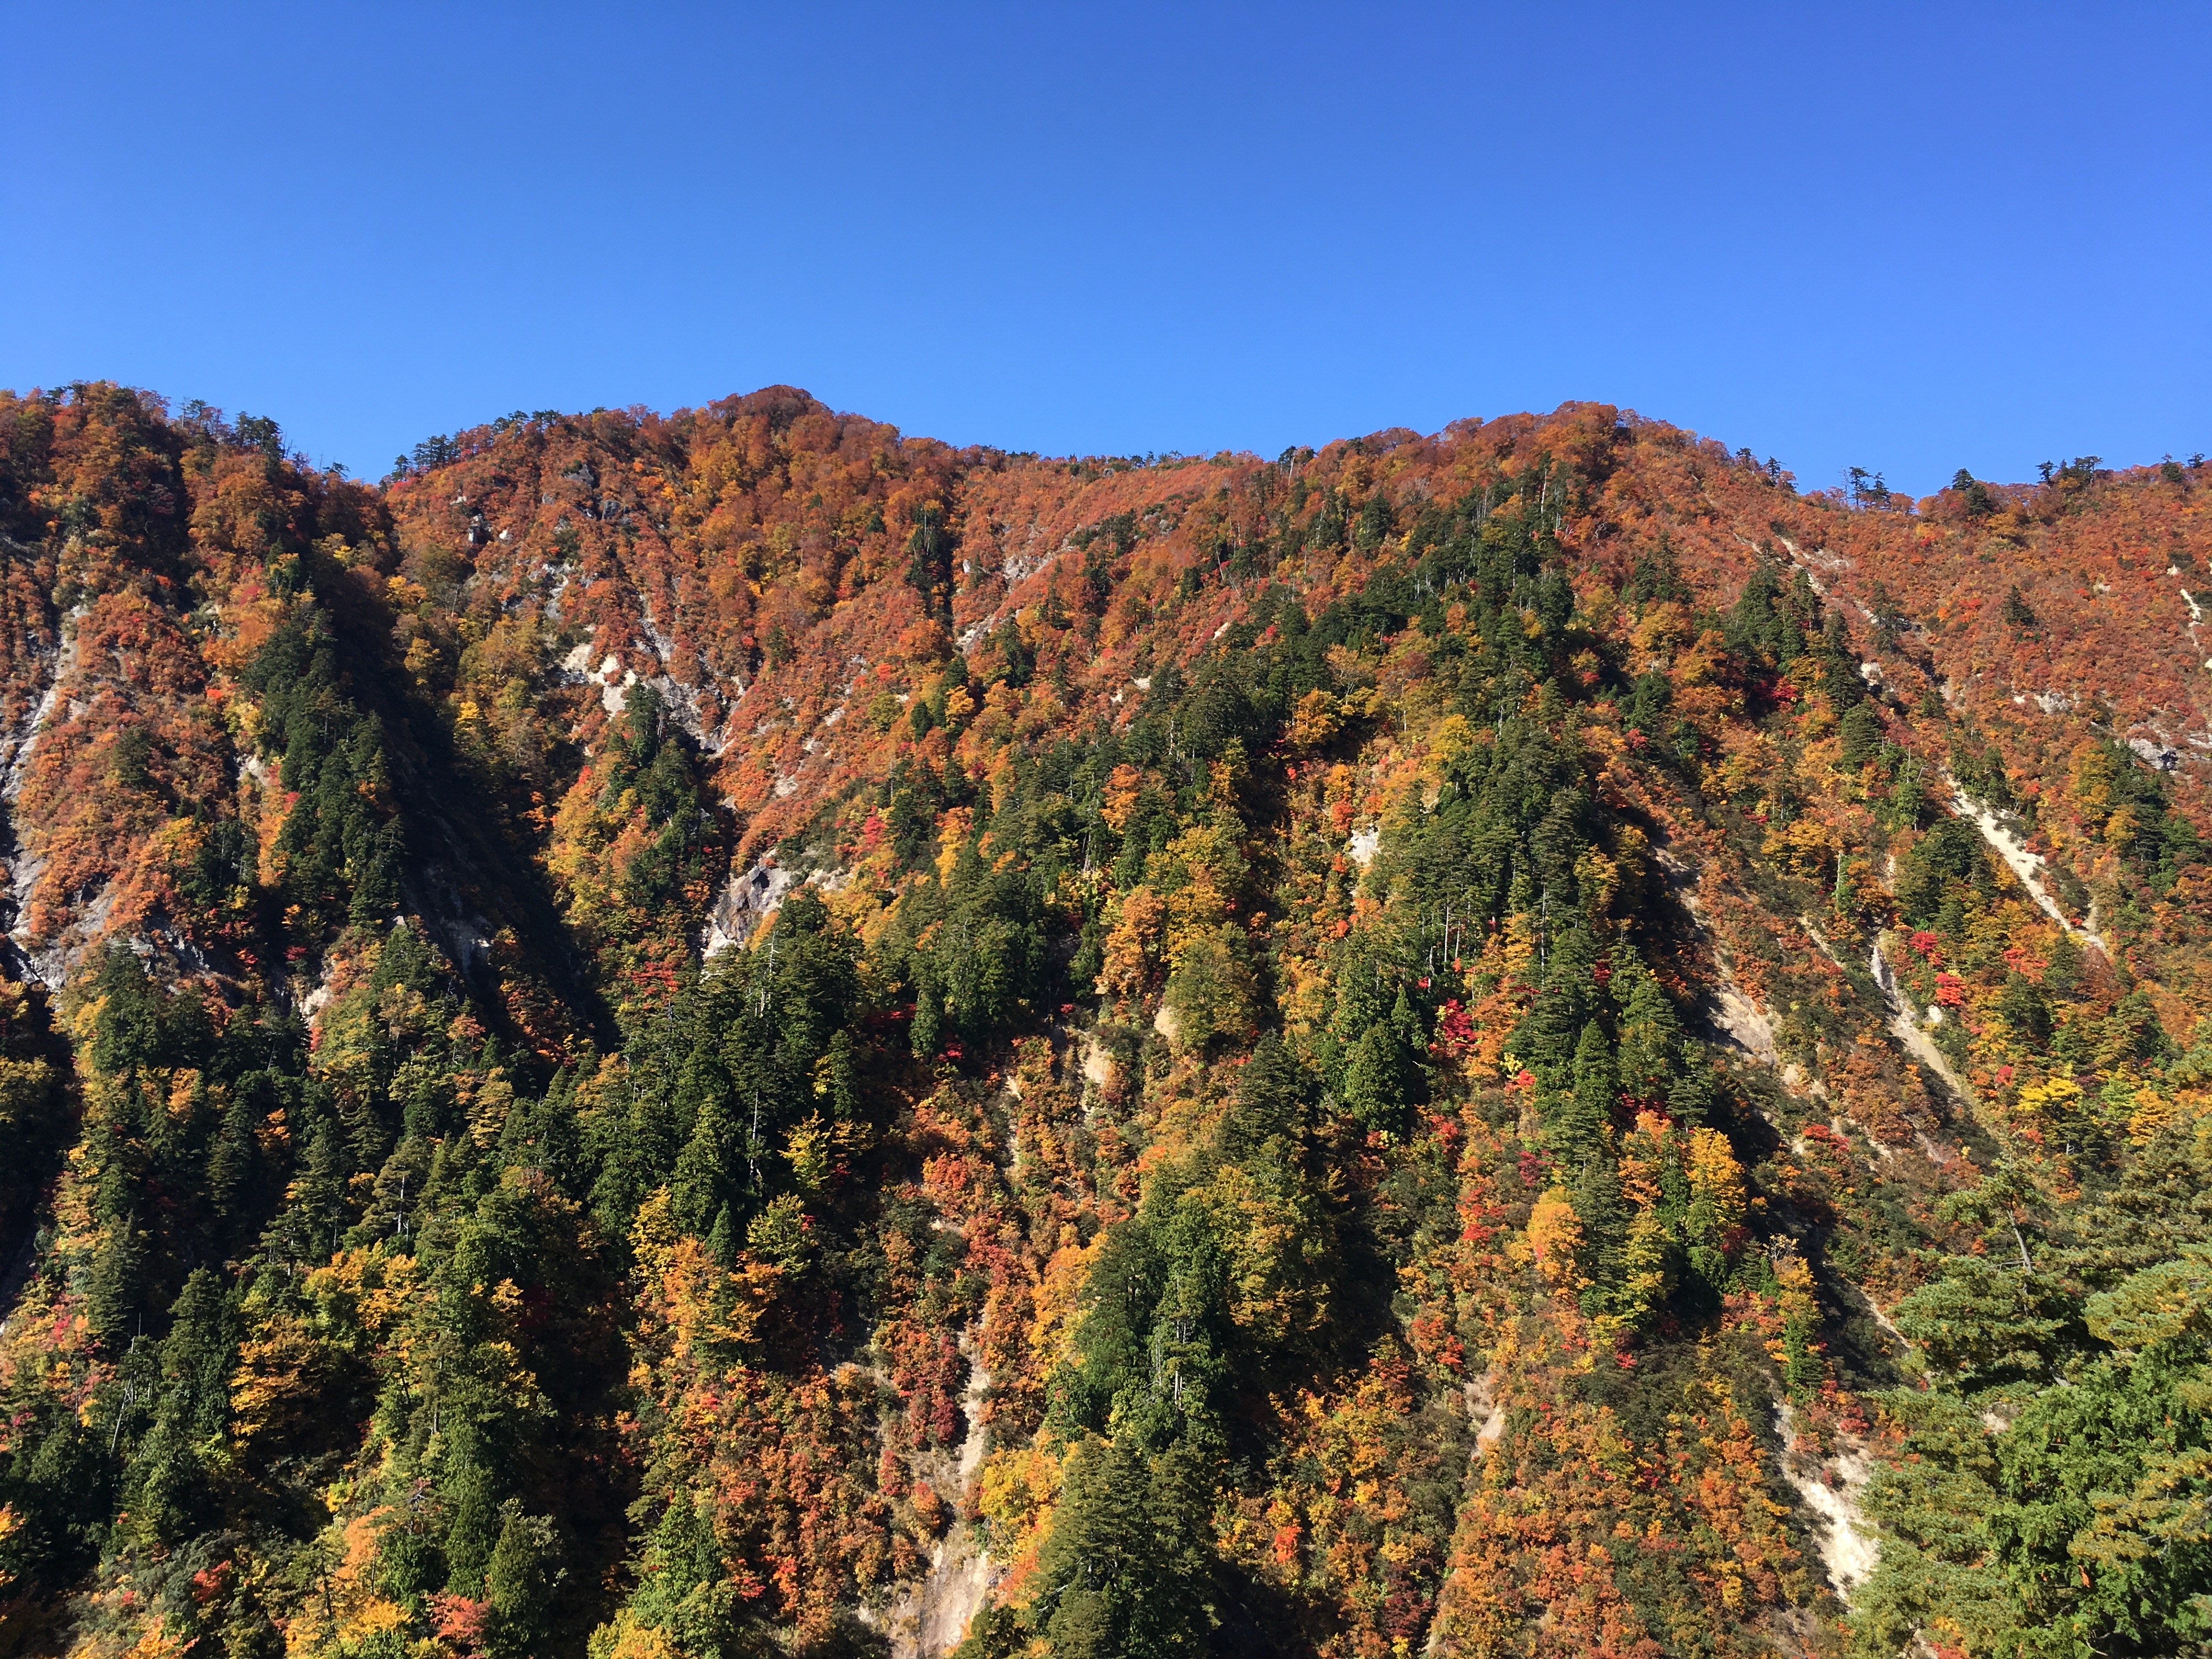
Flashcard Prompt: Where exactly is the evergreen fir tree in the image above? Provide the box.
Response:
[1341,1023,1404,1130]
[87,1215,146,1349]
[1556,1023,1617,1165]
[670,1096,736,1238]
[1613,967,1685,1102]
[443,1463,499,1598]
[706,1203,737,1268]
[486,1509,555,1659]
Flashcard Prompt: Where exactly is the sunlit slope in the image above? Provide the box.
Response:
[1,382,2209,1657]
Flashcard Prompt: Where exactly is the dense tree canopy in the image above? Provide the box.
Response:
[1,382,2211,1655]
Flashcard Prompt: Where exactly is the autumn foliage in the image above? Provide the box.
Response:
[2,382,2211,1656]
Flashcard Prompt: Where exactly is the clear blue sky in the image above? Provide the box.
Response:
[5,3,2206,496]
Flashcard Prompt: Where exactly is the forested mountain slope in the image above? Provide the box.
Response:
[3,381,2212,1658]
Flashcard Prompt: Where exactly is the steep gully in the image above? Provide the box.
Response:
[0,597,67,1341]
[883,1339,996,1658]
[1662,854,1909,1604]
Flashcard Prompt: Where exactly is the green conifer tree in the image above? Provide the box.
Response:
[670,1096,736,1238]
[1341,1024,1404,1130]
[87,1215,146,1349]
[1556,1023,1618,1165]
[706,1203,737,1268]
[486,1509,555,1659]
[1613,969,1683,1101]
[443,1463,499,1598]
